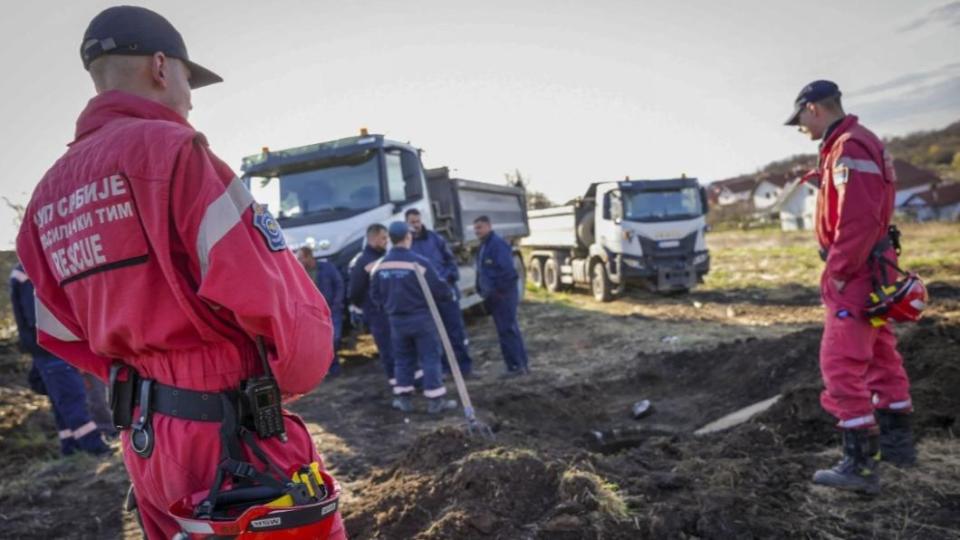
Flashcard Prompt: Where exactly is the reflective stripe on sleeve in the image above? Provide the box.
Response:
[836,157,882,175]
[196,180,251,277]
[226,177,255,212]
[10,268,29,283]
[58,429,73,440]
[36,297,81,342]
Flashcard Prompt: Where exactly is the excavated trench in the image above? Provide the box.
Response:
[340,314,960,539]
[0,288,958,539]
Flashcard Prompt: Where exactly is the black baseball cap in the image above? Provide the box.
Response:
[785,80,840,126]
[81,5,222,89]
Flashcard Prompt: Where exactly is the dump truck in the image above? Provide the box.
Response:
[522,178,710,301]
[240,133,529,309]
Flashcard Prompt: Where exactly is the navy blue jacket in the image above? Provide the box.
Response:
[371,247,452,318]
[475,231,517,297]
[9,264,46,356]
[348,245,387,313]
[411,227,459,285]
[313,261,344,315]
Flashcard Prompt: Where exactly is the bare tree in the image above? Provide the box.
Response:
[505,169,553,210]
[2,196,25,229]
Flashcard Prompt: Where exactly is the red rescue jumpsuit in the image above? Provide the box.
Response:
[815,115,912,429]
[16,91,345,539]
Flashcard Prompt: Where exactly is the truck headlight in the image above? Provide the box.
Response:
[623,258,642,269]
[693,253,709,265]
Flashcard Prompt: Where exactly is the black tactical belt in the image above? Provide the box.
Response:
[109,364,239,458]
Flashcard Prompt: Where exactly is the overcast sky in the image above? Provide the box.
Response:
[2,0,959,247]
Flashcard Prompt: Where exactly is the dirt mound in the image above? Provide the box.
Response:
[344,436,567,539]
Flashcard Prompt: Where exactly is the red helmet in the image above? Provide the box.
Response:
[170,468,340,539]
[865,273,928,325]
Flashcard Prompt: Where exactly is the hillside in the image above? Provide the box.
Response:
[753,119,960,181]
[886,120,960,181]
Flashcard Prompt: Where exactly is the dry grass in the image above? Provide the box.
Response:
[704,222,960,291]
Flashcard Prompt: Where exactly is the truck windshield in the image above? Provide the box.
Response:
[622,187,703,222]
[248,150,381,224]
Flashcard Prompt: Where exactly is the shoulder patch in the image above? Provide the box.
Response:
[252,203,286,251]
[832,164,849,187]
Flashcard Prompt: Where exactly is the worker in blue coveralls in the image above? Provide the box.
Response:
[405,208,475,377]
[348,224,396,384]
[473,215,530,378]
[298,246,344,376]
[9,263,110,456]
[371,222,458,414]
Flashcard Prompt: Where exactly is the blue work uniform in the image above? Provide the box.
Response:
[310,260,344,375]
[411,226,473,375]
[9,264,108,456]
[370,247,453,397]
[476,232,529,372]
[348,245,394,382]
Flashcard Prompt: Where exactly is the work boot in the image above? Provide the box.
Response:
[427,397,458,415]
[812,428,881,495]
[392,395,414,413]
[876,409,917,468]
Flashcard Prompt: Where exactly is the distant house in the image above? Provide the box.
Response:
[753,173,794,210]
[893,160,940,207]
[709,177,756,206]
[776,174,819,231]
[899,182,960,222]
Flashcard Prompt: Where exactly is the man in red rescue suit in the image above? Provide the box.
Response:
[786,80,915,494]
[16,7,345,538]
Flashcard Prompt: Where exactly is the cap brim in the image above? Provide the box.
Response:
[184,59,222,89]
[784,103,803,126]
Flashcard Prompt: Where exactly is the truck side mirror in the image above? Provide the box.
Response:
[699,186,709,214]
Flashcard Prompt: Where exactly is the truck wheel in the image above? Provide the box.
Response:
[514,254,526,300]
[528,257,544,289]
[543,258,561,292]
[592,261,612,302]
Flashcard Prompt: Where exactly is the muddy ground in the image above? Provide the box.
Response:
[1,226,958,539]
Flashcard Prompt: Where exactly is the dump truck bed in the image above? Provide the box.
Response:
[425,167,529,248]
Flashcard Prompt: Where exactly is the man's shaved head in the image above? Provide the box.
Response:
[87,51,193,120]
[89,55,152,92]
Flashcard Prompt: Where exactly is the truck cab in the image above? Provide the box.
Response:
[594,178,710,293]
[240,134,528,309]
[241,134,431,272]
[524,177,709,300]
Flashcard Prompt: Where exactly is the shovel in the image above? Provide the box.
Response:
[412,266,494,439]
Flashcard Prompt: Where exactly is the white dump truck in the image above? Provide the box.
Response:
[240,133,530,309]
[522,178,710,301]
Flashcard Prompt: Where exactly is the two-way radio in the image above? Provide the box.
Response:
[239,337,287,442]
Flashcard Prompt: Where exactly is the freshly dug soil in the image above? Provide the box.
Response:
[0,283,957,539]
